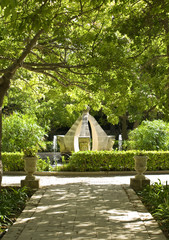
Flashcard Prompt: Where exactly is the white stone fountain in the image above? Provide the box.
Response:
[57,106,115,154]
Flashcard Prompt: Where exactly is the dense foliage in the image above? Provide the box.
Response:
[0,0,169,186]
[1,0,169,140]
[0,0,112,186]
[0,187,33,236]
[128,120,169,151]
[2,113,46,152]
[138,181,169,238]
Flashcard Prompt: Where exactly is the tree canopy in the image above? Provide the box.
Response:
[0,0,110,186]
[0,0,169,186]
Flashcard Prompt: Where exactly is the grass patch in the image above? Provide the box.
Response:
[0,187,34,238]
[137,180,169,239]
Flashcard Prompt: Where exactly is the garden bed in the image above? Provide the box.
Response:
[136,180,169,239]
[0,187,35,238]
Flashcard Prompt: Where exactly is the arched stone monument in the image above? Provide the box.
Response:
[57,107,115,154]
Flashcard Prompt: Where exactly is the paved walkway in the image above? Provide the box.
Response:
[1,174,169,240]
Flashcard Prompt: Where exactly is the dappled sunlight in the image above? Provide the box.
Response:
[12,183,150,239]
[2,176,167,239]
[107,209,141,222]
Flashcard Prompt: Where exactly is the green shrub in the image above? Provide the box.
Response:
[59,150,169,172]
[137,180,169,237]
[2,152,24,171]
[2,112,46,152]
[23,146,38,157]
[37,158,53,171]
[128,120,169,151]
[0,187,33,234]
[65,151,135,172]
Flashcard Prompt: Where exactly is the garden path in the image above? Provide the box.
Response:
[2,174,169,240]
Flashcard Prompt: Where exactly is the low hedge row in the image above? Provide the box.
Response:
[1,150,169,172]
[2,152,24,171]
[1,152,52,172]
[62,150,169,172]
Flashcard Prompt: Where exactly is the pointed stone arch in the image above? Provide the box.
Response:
[57,107,115,154]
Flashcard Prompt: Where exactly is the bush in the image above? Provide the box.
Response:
[64,151,134,172]
[137,180,169,238]
[2,152,24,171]
[0,187,33,235]
[128,120,169,151]
[37,158,53,171]
[59,150,169,172]
[2,112,46,152]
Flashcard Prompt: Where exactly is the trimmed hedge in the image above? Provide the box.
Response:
[2,152,24,171]
[2,150,169,172]
[61,150,169,172]
[1,152,53,172]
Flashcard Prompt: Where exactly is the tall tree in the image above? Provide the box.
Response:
[86,0,169,137]
[0,0,109,187]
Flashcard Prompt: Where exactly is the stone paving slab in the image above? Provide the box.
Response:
[1,176,169,240]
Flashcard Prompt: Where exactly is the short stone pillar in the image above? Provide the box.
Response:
[79,136,90,151]
[130,155,150,191]
[21,157,39,189]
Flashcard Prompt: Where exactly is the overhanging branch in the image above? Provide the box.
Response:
[0,29,44,85]
[22,62,86,69]
[23,65,90,90]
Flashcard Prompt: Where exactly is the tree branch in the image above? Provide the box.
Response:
[0,29,44,85]
[23,64,89,90]
[22,62,86,70]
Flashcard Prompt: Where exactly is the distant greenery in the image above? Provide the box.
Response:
[0,187,34,236]
[2,113,46,152]
[128,120,169,151]
[38,141,54,152]
[138,181,169,239]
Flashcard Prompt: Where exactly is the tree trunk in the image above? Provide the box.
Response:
[166,41,169,109]
[133,120,140,129]
[120,114,128,140]
[0,30,43,189]
[163,8,169,111]
[0,108,2,190]
[0,80,10,190]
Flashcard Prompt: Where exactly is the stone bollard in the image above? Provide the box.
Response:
[130,155,150,191]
